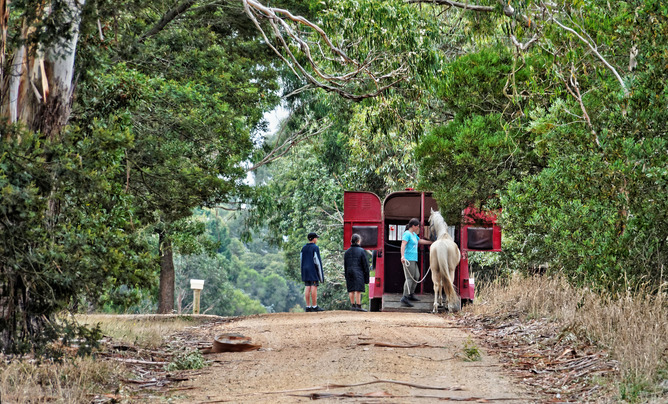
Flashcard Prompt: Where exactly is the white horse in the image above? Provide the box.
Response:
[429,209,461,313]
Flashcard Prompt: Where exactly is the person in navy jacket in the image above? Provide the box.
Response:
[301,232,324,312]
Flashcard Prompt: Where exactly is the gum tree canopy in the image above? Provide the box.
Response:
[0,0,665,354]
[245,0,666,291]
[0,0,289,352]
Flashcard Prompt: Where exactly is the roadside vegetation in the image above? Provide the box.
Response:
[0,315,219,403]
[1,0,665,402]
[471,274,668,402]
[3,278,666,402]
[0,356,123,404]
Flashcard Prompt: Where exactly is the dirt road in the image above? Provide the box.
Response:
[174,311,535,403]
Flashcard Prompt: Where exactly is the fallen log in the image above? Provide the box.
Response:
[357,341,446,349]
[110,358,169,365]
[290,392,523,401]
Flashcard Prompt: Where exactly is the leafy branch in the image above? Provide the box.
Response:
[242,0,406,101]
[406,0,628,97]
[248,118,332,171]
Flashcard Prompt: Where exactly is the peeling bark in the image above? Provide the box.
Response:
[1,0,85,137]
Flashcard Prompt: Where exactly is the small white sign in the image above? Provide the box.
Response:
[190,279,205,290]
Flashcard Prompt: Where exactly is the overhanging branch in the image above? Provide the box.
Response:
[405,0,495,13]
[243,0,406,101]
[139,0,196,43]
[549,15,629,97]
[406,0,628,97]
[248,118,332,171]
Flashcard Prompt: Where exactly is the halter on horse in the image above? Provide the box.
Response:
[428,209,461,313]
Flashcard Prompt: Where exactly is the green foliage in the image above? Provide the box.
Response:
[416,1,667,292]
[37,321,103,360]
[618,374,657,404]
[2,0,290,352]
[437,46,514,115]
[0,125,153,354]
[72,0,288,314]
[462,338,482,362]
[166,349,207,372]
[2,0,666,357]
[417,113,516,222]
[173,208,303,316]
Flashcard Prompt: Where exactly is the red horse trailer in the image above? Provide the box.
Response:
[343,190,501,312]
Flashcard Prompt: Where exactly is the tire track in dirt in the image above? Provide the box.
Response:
[173,311,535,403]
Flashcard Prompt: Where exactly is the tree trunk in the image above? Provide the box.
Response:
[158,231,175,314]
[1,0,84,138]
[0,0,85,352]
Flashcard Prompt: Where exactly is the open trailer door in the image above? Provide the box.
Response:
[343,191,383,311]
[458,206,502,304]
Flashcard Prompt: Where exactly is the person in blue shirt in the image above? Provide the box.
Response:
[301,232,325,312]
[400,218,432,307]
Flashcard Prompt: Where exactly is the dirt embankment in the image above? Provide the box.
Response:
[172,311,536,403]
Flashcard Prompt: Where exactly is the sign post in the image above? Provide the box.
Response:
[190,279,204,314]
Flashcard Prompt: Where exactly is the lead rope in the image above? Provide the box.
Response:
[402,259,431,284]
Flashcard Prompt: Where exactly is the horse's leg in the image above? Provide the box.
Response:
[438,281,444,308]
[430,248,440,314]
[433,272,441,314]
[448,255,461,312]
[451,265,461,312]
[433,279,440,314]
[438,246,452,312]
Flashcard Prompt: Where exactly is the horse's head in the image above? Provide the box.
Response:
[428,208,437,241]
[428,209,450,240]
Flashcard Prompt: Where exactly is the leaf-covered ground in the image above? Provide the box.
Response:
[86,311,621,403]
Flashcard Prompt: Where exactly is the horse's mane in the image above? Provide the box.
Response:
[430,210,451,240]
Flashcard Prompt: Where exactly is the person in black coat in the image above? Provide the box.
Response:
[344,233,370,311]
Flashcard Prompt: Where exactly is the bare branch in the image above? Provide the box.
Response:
[248,119,333,171]
[139,0,196,43]
[510,33,540,51]
[243,0,406,101]
[406,0,533,25]
[561,62,601,147]
[407,0,627,99]
[405,0,495,13]
[548,12,628,97]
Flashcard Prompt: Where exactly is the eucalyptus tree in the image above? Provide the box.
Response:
[0,0,157,353]
[411,0,667,289]
[0,0,296,352]
[0,0,84,137]
[246,0,666,292]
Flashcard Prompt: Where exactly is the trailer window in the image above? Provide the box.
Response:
[467,227,493,250]
[352,226,378,247]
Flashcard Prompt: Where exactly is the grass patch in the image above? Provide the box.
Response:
[461,337,482,362]
[0,356,123,403]
[0,314,219,402]
[471,274,668,400]
[166,349,207,371]
[77,314,209,349]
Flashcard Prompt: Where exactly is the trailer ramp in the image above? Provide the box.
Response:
[381,293,439,313]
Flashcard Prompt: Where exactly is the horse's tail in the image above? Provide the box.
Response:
[442,262,457,307]
[437,242,459,307]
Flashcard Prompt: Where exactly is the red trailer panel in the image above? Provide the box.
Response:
[343,190,501,312]
[343,192,383,305]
